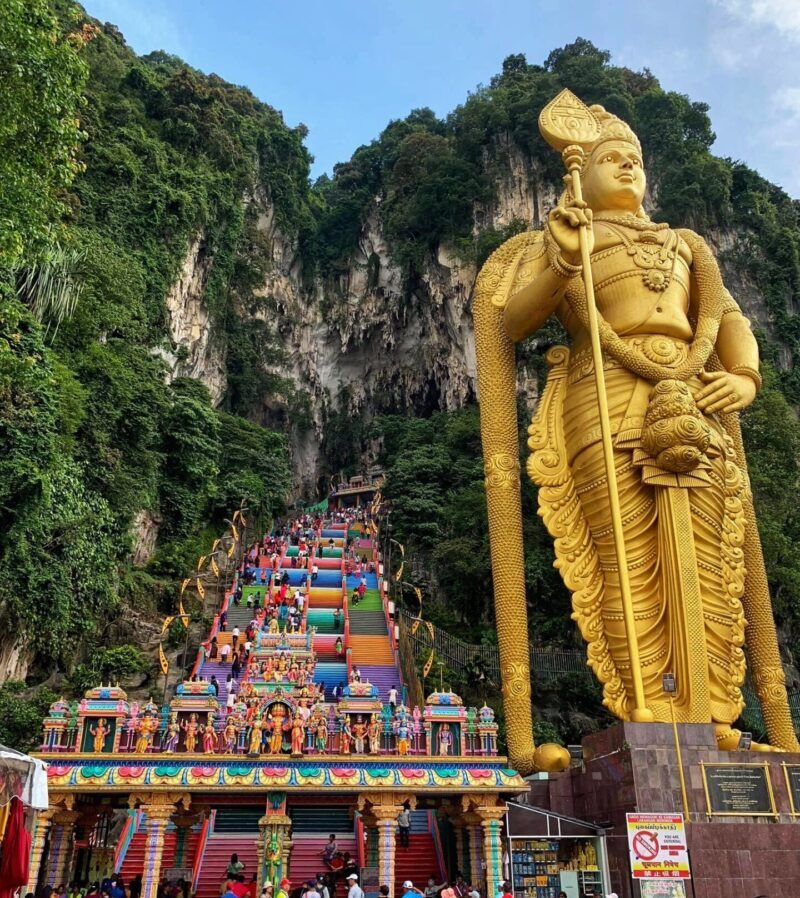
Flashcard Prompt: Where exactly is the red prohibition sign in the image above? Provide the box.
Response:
[632,830,659,861]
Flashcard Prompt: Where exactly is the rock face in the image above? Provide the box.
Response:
[162,232,227,405]
[158,143,787,494]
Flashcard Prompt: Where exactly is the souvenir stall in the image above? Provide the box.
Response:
[0,744,49,896]
[506,802,611,898]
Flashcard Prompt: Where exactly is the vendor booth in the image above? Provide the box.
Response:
[0,744,49,896]
[506,801,611,898]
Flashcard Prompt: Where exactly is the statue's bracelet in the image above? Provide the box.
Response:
[548,248,582,279]
[729,365,763,391]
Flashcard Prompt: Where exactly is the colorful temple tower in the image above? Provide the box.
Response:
[31,516,524,897]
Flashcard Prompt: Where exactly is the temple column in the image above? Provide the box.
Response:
[27,809,54,893]
[461,813,483,887]
[257,793,291,892]
[47,809,81,886]
[172,812,200,868]
[140,802,178,898]
[475,805,506,898]
[453,823,467,880]
[372,805,401,898]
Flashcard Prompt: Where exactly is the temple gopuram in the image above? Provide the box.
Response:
[30,517,524,898]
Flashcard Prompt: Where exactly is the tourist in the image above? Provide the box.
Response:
[220,641,231,663]
[232,626,240,650]
[333,609,341,631]
[315,878,329,898]
[388,685,398,709]
[424,878,440,898]
[221,884,237,898]
[276,880,291,898]
[305,882,320,898]
[379,888,389,898]
[401,883,423,898]
[335,636,344,658]
[397,805,411,847]
[108,880,124,898]
[226,690,236,712]
[345,875,363,898]
[227,855,245,878]
[260,885,273,898]
[311,563,319,582]
[351,588,360,606]
[209,637,219,660]
[498,883,513,898]
[320,834,338,868]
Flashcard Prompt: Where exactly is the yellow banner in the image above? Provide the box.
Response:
[211,538,220,552]
[159,642,169,675]
[160,615,175,635]
[227,542,236,558]
[180,578,190,596]
[422,650,435,679]
[211,558,220,578]
[178,601,189,627]
[231,524,239,542]
[196,579,205,599]
[196,555,207,571]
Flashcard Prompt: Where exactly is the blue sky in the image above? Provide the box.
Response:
[84,0,800,197]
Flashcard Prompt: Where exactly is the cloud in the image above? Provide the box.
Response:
[713,0,800,42]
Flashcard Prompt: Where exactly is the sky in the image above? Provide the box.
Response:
[83,0,800,197]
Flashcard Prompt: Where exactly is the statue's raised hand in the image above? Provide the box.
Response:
[548,200,593,264]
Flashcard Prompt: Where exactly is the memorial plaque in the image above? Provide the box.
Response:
[783,764,800,815]
[701,763,775,816]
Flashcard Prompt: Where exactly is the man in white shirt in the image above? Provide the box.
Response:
[388,686,398,709]
[346,874,364,898]
[296,592,305,612]
[220,642,231,662]
[232,626,240,649]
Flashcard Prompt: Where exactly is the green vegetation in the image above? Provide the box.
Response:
[0,0,292,709]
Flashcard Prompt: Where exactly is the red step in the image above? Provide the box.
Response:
[394,834,442,895]
[289,835,357,898]
[120,832,198,880]
[196,833,260,898]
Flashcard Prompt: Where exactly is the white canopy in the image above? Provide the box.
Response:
[0,745,48,809]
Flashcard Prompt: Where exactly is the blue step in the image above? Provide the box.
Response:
[409,810,430,834]
[313,571,342,588]
[315,662,348,698]
[346,573,379,589]
[277,569,308,586]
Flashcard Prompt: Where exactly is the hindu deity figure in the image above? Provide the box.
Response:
[267,705,289,754]
[290,712,306,756]
[367,715,381,754]
[90,717,110,753]
[474,90,799,766]
[352,716,367,753]
[134,714,157,754]
[248,716,264,756]
[162,714,180,754]
[315,715,329,754]
[182,713,199,753]
[223,719,237,754]
[339,716,352,754]
[438,723,453,756]
[395,716,410,756]
[202,717,217,754]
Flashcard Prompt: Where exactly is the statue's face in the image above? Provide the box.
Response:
[583,140,646,212]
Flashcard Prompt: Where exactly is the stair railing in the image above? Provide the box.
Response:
[429,811,448,882]
[191,809,216,893]
[113,808,142,873]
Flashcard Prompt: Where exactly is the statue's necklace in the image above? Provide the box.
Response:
[596,217,678,293]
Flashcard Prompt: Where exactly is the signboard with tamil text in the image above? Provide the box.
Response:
[626,813,691,880]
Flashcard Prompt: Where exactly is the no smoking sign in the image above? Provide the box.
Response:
[627,813,691,880]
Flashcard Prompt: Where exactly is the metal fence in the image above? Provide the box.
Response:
[397,607,591,688]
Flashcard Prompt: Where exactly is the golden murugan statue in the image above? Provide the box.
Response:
[474,90,799,773]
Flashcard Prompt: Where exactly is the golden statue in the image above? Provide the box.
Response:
[474,90,798,773]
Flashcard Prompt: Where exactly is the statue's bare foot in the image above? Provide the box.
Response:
[715,725,783,752]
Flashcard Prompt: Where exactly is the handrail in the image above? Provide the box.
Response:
[192,810,216,892]
[429,810,447,882]
[114,808,142,873]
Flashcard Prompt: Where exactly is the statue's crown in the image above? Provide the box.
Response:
[586,104,642,157]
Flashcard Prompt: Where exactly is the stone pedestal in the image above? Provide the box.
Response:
[537,722,800,898]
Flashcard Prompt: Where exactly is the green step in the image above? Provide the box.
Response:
[349,589,382,611]
[321,548,342,558]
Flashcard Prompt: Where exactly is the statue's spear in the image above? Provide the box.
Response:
[539,89,654,722]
